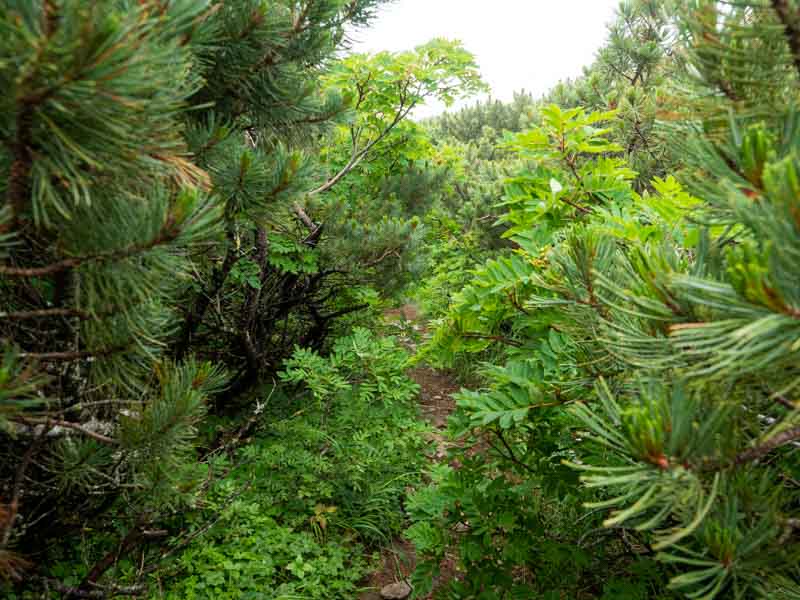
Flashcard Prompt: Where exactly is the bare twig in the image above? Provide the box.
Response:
[735,425,800,465]
[0,307,90,320]
[33,577,146,599]
[1,422,51,549]
[292,203,317,231]
[20,345,127,362]
[12,417,117,445]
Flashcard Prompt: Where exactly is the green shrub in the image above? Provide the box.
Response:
[153,329,428,599]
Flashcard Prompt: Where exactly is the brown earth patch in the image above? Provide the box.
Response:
[358,305,465,600]
[408,365,459,430]
[383,304,420,323]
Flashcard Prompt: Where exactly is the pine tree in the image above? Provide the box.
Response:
[175,33,482,392]
[430,90,538,148]
[172,0,389,390]
[0,0,392,591]
[574,8,800,596]
[546,0,678,185]
[0,0,230,588]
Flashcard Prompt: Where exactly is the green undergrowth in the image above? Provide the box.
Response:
[145,329,429,599]
[406,414,679,600]
[5,329,429,600]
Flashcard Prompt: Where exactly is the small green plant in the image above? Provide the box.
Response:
[281,327,420,408]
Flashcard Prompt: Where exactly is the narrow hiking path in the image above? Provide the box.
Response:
[358,305,463,600]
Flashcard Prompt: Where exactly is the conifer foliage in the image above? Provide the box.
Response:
[0,0,485,593]
[410,1,800,598]
[0,2,228,588]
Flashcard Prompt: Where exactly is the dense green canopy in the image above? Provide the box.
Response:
[3,1,800,599]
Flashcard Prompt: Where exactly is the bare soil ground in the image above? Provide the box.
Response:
[358,305,464,600]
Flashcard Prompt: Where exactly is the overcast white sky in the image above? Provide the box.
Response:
[350,0,621,117]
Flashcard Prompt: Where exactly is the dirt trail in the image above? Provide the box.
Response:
[358,305,462,600]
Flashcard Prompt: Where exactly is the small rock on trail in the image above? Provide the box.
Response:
[380,581,413,599]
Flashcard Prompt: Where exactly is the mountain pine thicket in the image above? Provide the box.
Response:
[2,0,800,599]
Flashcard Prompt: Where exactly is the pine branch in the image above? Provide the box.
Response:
[363,247,401,267]
[78,522,150,593]
[319,303,369,321]
[735,425,800,464]
[302,222,325,248]
[772,0,800,77]
[1,423,50,550]
[3,1,60,232]
[292,203,317,231]
[20,345,127,362]
[0,308,90,320]
[0,223,181,278]
[176,224,239,359]
[605,59,637,85]
[12,417,118,445]
[51,399,140,416]
[33,578,145,599]
[241,226,269,333]
[291,1,312,34]
[4,103,36,232]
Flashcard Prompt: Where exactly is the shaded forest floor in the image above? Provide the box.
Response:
[359,305,463,600]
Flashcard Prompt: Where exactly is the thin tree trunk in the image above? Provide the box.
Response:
[176,243,239,359]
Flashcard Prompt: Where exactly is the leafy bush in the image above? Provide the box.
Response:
[409,14,800,588]
[152,329,428,599]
